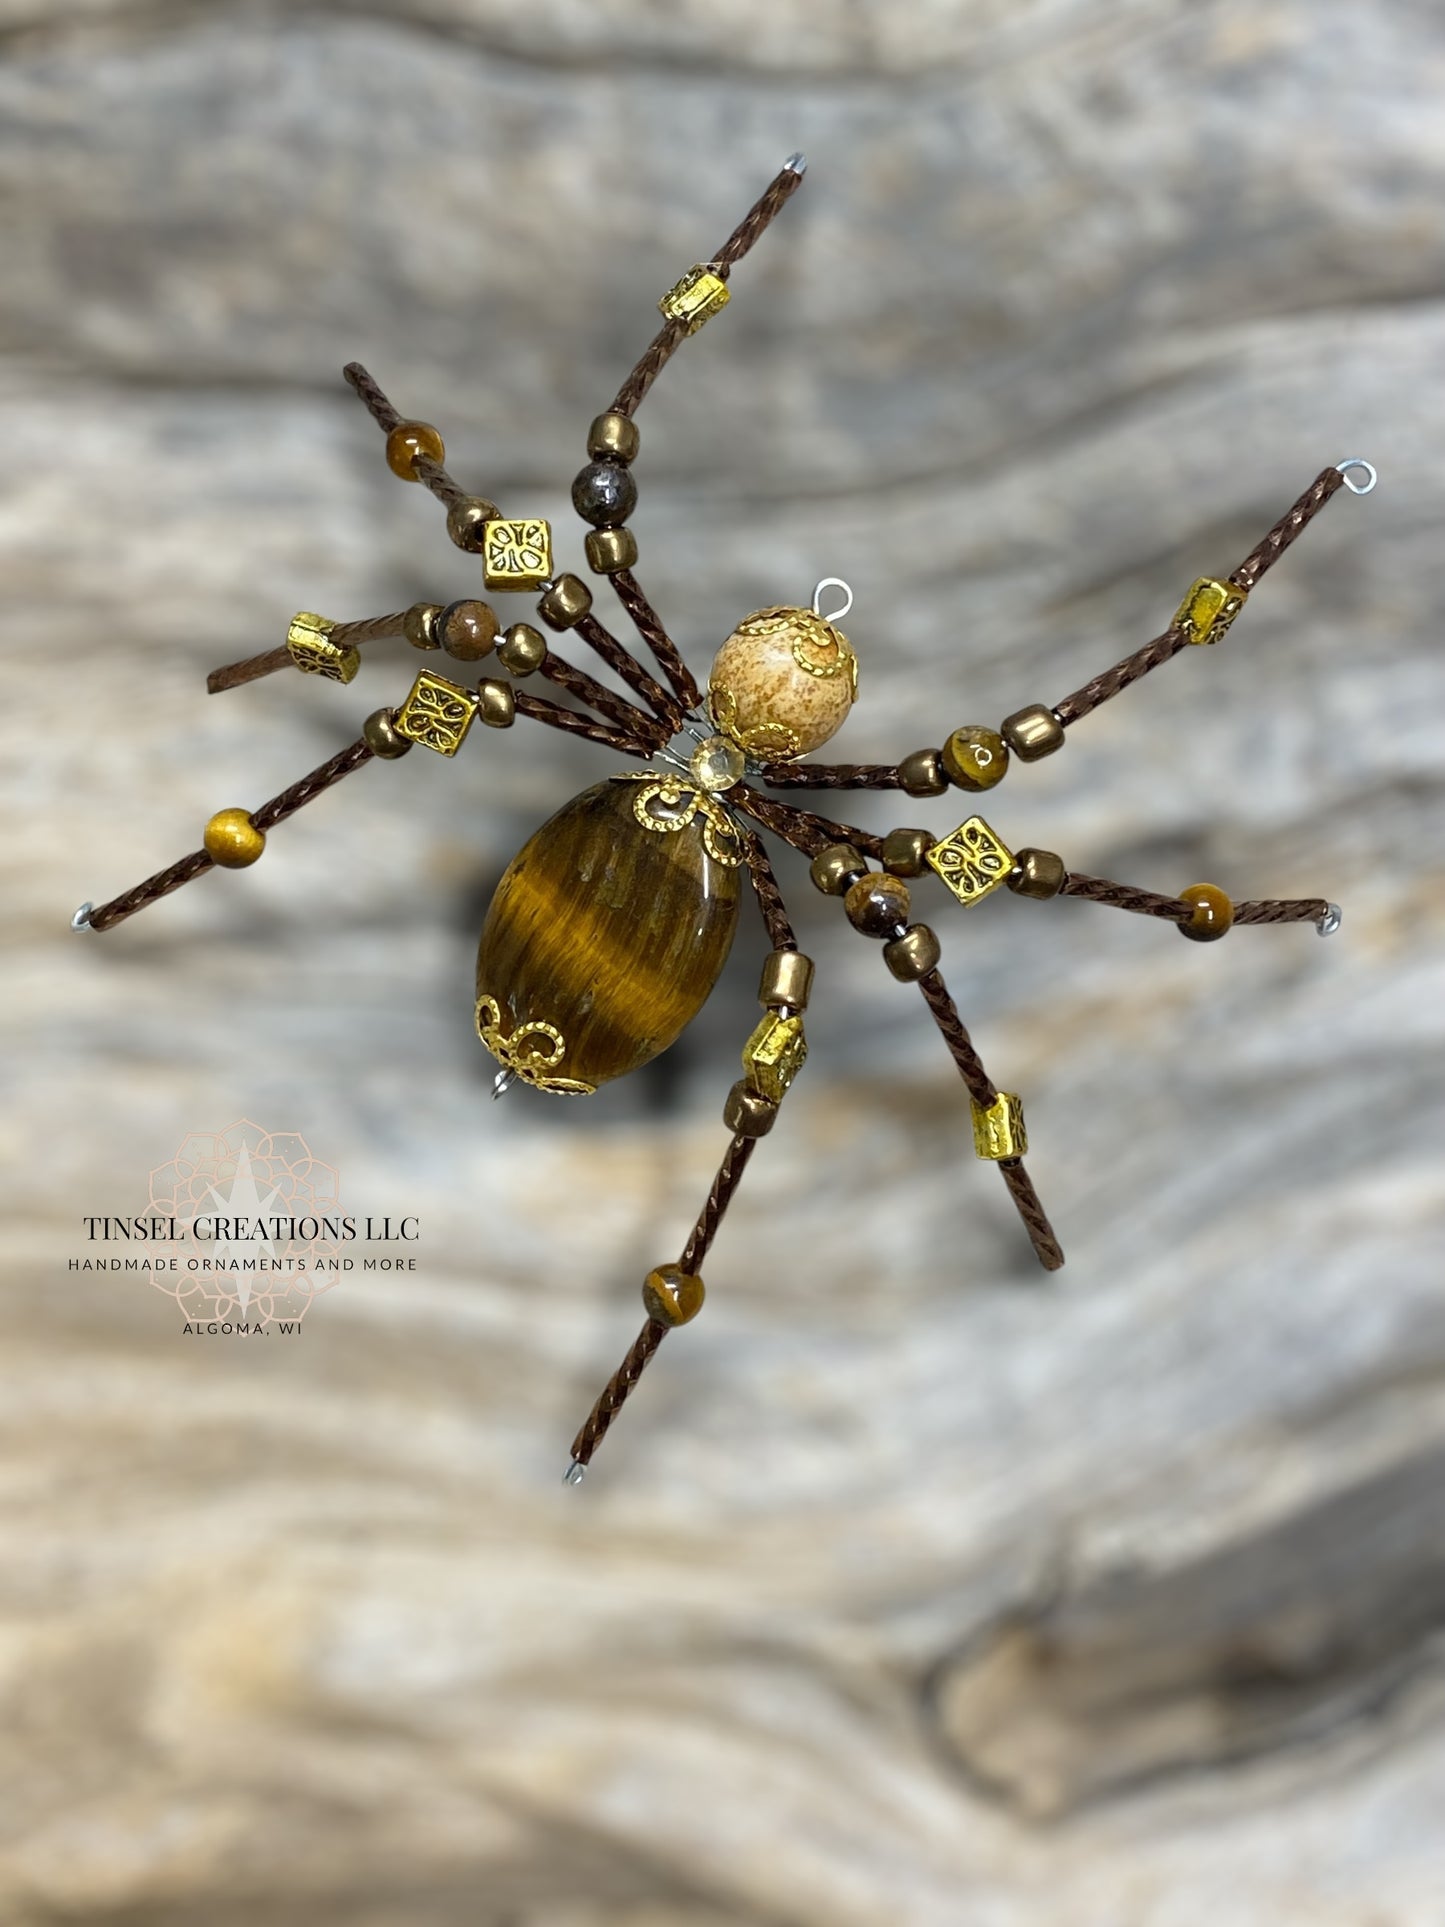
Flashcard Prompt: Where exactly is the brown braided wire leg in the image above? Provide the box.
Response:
[1060,872,1334,931]
[207,612,411,696]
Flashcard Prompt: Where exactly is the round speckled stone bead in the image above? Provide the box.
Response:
[707,605,858,762]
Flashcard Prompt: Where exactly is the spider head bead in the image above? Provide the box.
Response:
[707,601,859,762]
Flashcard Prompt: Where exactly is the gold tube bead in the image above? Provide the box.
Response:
[362,707,413,759]
[403,601,443,650]
[1177,882,1233,942]
[881,827,933,878]
[723,1079,778,1138]
[584,527,638,575]
[497,622,546,677]
[537,572,593,631]
[759,948,814,1012]
[972,1091,1027,1160]
[809,843,867,897]
[445,496,501,554]
[642,1263,706,1326]
[883,923,940,982]
[1000,704,1065,762]
[203,808,265,868]
[1175,576,1247,645]
[659,265,730,334]
[477,678,516,729]
[1007,848,1066,900]
[897,748,949,798]
[588,412,641,463]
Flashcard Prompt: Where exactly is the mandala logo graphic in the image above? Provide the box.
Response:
[146,1118,343,1325]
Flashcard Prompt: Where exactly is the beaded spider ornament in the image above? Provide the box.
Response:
[75,156,1375,1481]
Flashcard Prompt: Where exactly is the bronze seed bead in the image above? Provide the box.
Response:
[585,527,638,575]
[809,844,867,897]
[537,573,593,631]
[384,420,445,481]
[439,599,499,663]
[723,1080,778,1139]
[1007,848,1066,900]
[403,601,443,651]
[881,827,933,878]
[362,707,413,760]
[1000,703,1066,762]
[445,496,501,554]
[758,948,814,1012]
[642,1263,706,1326]
[203,808,265,869]
[1177,882,1234,942]
[571,460,638,528]
[942,724,1010,792]
[897,748,949,798]
[477,678,516,728]
[497,622,546,677]
[884,923,941,982]
[845,872,912,939]
[587,412,641,464]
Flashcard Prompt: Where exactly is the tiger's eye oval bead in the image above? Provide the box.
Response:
[385,420,445,480]
[571,460,638,528]
[362,707,413,759]
[942,725,1009,792]
[403,601,443,650]
[642,1263,705,1326]
[883,923,941,981]
[475,777,742,1091]
[587,412,640,464]
[708,606,858,761]
[809,844,867,897]
[1177,882,1234,942]
[446,496,501,553]
[497,622,546,676]
[845,872,911,938]
[439,599,499,662]
[897,748,949,798]
[881,827,933,878]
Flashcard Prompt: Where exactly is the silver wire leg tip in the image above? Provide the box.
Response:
[564,1461,587,1487]
[1316,903,1343,937]
[783,152,807,175]
[1335,458,1377,495]
[491,1067,516,1100]
[71,902,94,932]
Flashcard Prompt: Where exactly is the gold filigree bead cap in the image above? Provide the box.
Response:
[706,579,859,762]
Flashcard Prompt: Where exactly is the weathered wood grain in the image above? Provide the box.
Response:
[2,3,1445,1922]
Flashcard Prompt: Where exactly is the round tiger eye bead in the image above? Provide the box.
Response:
[758,948,814,1012]
[881,827,933,878]
[723,1079,778,1138]
[384,420,445,481]
[942,724,1009,792]
[362,707,413,759]
[845,872,911,938]
[571,460,638,529]
[497,622,546,676]
[809,843,867,897]
[897,748,949,798]
[203,808,265,868]
[587,412,640,464]
[439,599,499,662]
[584,526,638,575]
[642,1263,705,1326]
[1177,882,1233,942]
[403,600,443,650]
[1007,847,1066,900]
[477,678,515,728]
[537,573,593,631]
[445,495,501,554]
[884,923,941,981]
[1000,703,1065,762]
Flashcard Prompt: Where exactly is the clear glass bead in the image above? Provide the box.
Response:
[689,734,745,792]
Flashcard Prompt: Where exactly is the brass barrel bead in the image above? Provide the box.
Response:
[384,420,445,481]
[445,495,501,554]
[439,599,499,662]
[203,807,265,869]
[1008,847,1066,900]
[845,872,911,939]
[477,678,516,728]
[642,1263,706,1327]
[1177,882,1234,942]
[942,724,1010,792]
[883,923,941,981]
[897,748,949,798]
[362,707,413,759]
[759,948,814,1012]
[571,460,638,528]
[972,1091,1027,1160]
[403,601,443,650]
[497,622,546,677]
[1000,703,1065,762]
[584,527,638,575]
[809,843,867,897]
[881,827,933,878]
[587,412,641,464]
[723,1079,778,1138]
[537,573,593,631]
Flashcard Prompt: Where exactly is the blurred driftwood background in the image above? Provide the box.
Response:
[3,2,1445,1922]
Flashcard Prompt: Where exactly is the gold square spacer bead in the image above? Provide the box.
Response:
[659,264,731,335]
[286,611,359,683]
[971,1091,1027,1160]
[394,669,481,756]
[1174,576,1248,645]
[482,518,553,592]
[742,1011,807,1103]
[925,815,1016,908]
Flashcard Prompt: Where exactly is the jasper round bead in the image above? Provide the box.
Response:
[642,1263,706,1327]
[897,748,949,798]
[1177,882,1234,942]
[845,872,911,938]
[439,599,499,662]
[884,923,941,981]
[809,844,867,897]
[204,808,265,868]
[362,707,413,759]
[708,605,858,761]
[571,460,638,528]
[942,724,1009,792]
[385,419,445,481]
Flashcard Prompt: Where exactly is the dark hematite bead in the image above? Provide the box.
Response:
[571,461,638,528]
